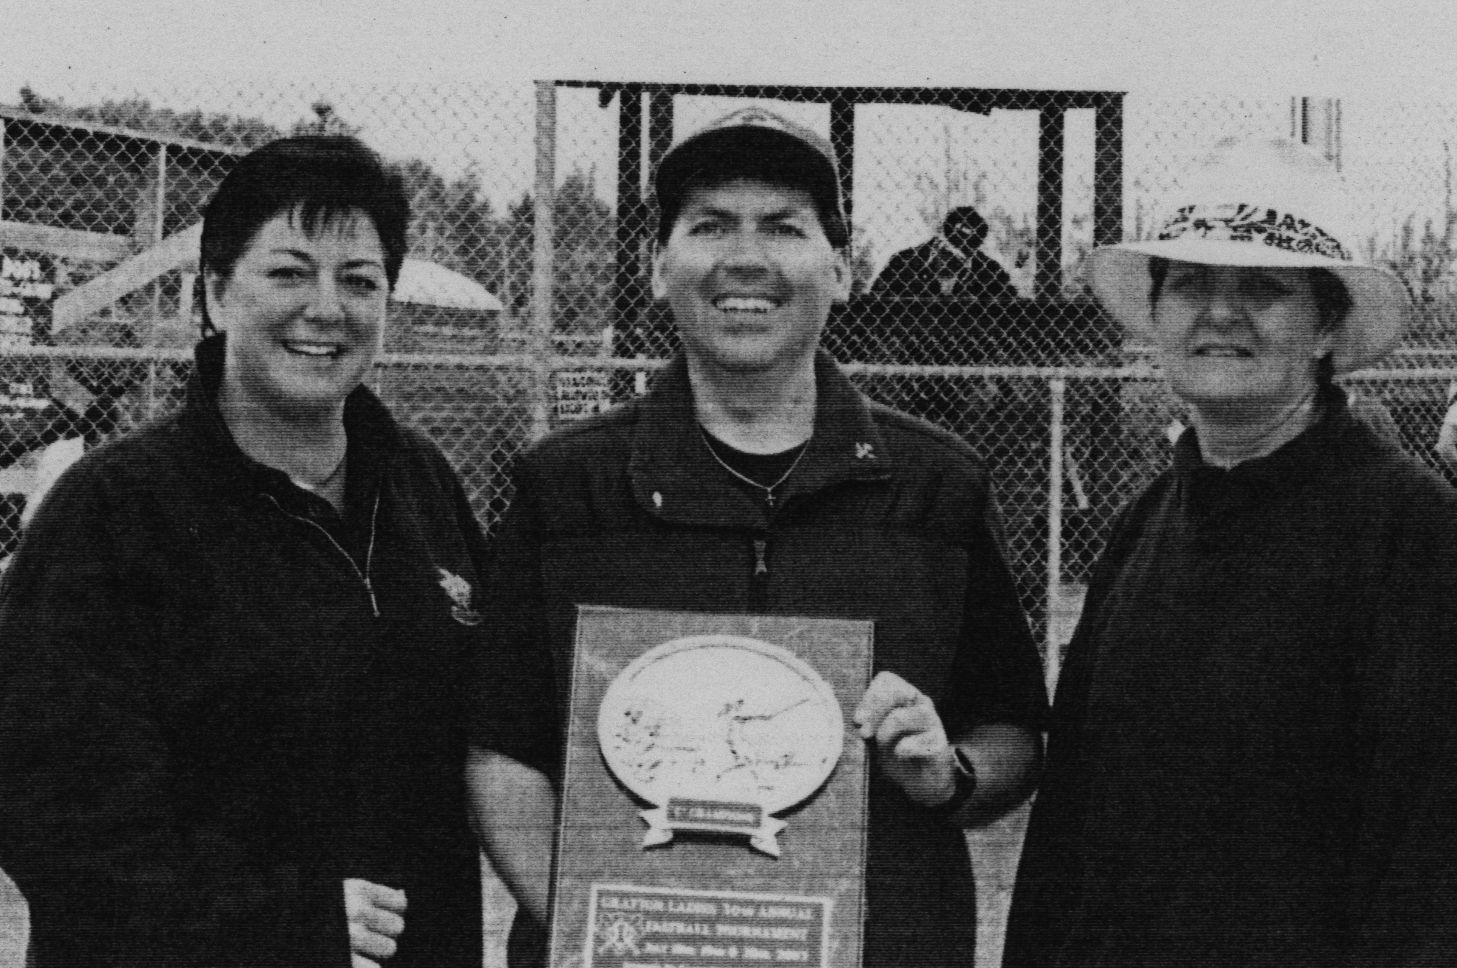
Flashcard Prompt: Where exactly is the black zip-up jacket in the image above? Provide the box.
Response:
[0,335,485,968]
[472,351,1047,968]
[1005,388,1457,968]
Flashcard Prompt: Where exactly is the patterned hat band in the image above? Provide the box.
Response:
[1159,203,1351,262]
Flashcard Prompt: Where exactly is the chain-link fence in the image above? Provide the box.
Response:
[7,80,1457,659]
[10,79,1457,967]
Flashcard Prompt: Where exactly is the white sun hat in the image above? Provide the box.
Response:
[1090,137,1412,372]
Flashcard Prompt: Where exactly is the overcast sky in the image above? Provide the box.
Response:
[7,0,1457,273]
[6,0,1457,97]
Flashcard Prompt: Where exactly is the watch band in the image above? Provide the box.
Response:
[927,745,978,817]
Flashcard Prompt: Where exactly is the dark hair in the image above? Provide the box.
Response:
[1309,271,1352,385]
[943,206,988,242]
[1147,257,1352,387]
[197,135,409,336]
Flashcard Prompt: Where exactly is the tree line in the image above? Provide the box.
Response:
[6,89,616,336]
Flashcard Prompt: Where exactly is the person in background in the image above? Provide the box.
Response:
[0,135,486,968]
[872,204,1016,300]
[1004,137,1457,968]
[466,107,1046,968]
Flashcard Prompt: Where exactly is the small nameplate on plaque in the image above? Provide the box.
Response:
[586,883,831,968]
[643,798,785,857]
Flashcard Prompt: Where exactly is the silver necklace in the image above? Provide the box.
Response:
[700,428,810,509]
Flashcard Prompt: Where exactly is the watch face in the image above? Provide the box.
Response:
[597,634,845,814]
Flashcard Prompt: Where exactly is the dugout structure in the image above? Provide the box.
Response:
[568,81,1125,358]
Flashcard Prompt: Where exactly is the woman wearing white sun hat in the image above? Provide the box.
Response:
[1004,137,1457,968]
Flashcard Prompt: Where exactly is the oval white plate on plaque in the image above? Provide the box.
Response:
[597,633,844,815]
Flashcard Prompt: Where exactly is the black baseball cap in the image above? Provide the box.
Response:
[654,106,849,249]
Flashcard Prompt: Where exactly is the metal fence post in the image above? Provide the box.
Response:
[145,143,168,337]
[1046,376,1066,697]
[1,116,8,240]
[146,360,158,420]
[529,80,557,442]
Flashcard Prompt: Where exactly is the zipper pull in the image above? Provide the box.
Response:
[753,538,769,577]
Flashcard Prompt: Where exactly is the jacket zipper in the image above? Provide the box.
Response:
[264,492,382,618]
[750,535,770,612]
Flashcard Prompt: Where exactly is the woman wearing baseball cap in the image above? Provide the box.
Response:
[1004,138,1457,967]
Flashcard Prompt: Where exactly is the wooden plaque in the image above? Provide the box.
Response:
[549,606,874,968]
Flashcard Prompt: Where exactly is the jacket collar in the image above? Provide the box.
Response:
[179,333,400,502]
[627,349,891,527]
[1172,383,1356,518]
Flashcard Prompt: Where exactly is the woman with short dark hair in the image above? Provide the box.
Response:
[0,135,486,968]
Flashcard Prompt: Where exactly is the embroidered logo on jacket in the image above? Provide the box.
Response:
[437,567,482,626]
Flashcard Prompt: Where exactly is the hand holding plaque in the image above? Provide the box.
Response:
[853,670,960,808]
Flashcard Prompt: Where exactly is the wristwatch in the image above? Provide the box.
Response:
[928,744,978,817]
